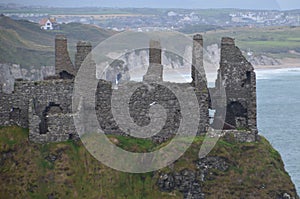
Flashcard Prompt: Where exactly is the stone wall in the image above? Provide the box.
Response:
[95,81,199,143]
[213,37,257,132]
[0,77,204,143]
[143,40,163,82]
[55,35,77,79]
[0,35,258,143]
[0,79,77,143]
[75,41,92,70]
[192,34,209,134]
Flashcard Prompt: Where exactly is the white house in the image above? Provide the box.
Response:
[39,18,58,30]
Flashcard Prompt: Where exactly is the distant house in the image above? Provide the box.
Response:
[39,18,59,30]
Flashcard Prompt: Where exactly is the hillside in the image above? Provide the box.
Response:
[0,16,115,68]
[201,26,300,60]
[0,126,298,199]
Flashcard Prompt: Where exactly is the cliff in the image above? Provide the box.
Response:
[0,126,298,199]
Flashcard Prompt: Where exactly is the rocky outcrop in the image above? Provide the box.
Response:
[0,126,298,199]
[156,137,299,199]
[158,169,204,199]
[206,44,220,65]
[0,63,55,93]
[205,44,281,66]
[0,63,14,93]
[246,54,281,66]
[157,156,229,199]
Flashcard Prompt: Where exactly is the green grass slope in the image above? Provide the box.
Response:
[0,16,114,68]
[0,126,298,199]
[202,26,300,58]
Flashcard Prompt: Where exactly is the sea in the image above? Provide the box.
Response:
[256,68,300,194]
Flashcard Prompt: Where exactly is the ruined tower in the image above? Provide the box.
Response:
[75,41,92,70]
[192,34,206,87]
[55,34,76,79]
[215,37,257,131]
[143,40,163,82]
[0,34,258,143]
[192,34,209,134]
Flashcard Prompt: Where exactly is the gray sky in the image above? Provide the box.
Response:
[1,0,300,10]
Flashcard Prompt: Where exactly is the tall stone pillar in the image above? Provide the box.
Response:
[191,34,209,134]
[143,40,163,82]
[75,41,92,70]
[55,34,76,79]
[192,34,205,87]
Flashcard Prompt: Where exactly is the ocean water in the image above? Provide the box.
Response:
[256,68,300,194]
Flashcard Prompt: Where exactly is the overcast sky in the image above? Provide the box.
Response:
[2,0,300,10]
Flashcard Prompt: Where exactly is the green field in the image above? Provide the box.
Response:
[202,26,300,56]
[0,126,298,198]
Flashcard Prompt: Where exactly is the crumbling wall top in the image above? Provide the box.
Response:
[77,41,92,48]
[193,34,203,41]
[221,37,235,45]
[143,40,163,82]
[55,34,67,40]
[55,34,76,79]
[149,40,162,65]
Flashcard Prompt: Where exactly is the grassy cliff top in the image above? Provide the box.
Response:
[0,126,298,199]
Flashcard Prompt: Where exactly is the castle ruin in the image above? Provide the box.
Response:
[0,34,257,143]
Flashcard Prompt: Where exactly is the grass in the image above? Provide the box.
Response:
[107,135,159,153]
[0,15,114,68]
[0,126,298,199]
[202,26,300,57]
[0,127,182,199]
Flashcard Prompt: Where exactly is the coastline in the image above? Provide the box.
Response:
[254,58,300,70]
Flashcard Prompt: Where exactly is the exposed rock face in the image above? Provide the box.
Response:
[123,50,149,70]
[0,63,14,93]
[206,43,281,67]
[0,63,55,93]
[157,152,299,199]
[158,169,204,199]
[206,44,220,65]
[157,156,229,199]
[108,46,192,72]
[105,59,130,85]
[247,54,281,66]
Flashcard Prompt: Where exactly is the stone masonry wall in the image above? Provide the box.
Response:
[95,80,201,143]
[0,79,77,143]
[55,35,77,79]
[75,41,92,70]
[143,40,163,82]
[0,78,205,143]
[214,37,257,131]
[192,34,209,134]
[0,35,257,143]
